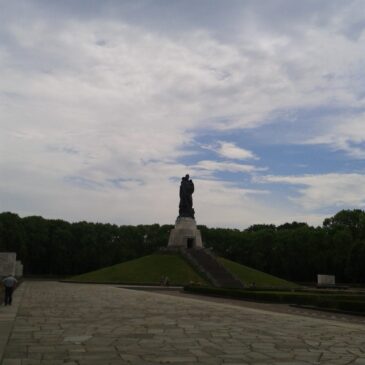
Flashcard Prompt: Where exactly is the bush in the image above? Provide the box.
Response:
[184,285,365,313]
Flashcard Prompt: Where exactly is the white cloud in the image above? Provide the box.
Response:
[194,160,265,174]
[193,178,327,228]
[0,159,280,228]
[259,173,365,210]
[305,113,365,158]
[1,2,365,228]
[216,142,258,160]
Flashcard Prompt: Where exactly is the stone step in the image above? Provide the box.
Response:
[183,248,244,289]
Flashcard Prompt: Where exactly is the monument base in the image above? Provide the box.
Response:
[168,217,203,249]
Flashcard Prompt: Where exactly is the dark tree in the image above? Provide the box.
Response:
[0,209,365,284]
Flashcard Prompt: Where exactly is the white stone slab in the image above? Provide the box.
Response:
[317,274,335,286]
[0,253,16,276]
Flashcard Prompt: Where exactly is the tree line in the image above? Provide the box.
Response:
[0,209,364,283]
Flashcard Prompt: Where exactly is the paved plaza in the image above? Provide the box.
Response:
[0,282,365,365]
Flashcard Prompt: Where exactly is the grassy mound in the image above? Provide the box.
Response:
[68,254,209,286]
[218,257,297,288]
[68,252,296,288]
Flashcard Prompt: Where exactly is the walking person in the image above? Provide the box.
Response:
[2,274,17,306]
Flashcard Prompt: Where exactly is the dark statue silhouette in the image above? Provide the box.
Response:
[179,174,195,219]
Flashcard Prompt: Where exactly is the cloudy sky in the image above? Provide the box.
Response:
[1,0,365,228]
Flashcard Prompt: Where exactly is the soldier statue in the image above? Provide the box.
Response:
[179,174,195,219]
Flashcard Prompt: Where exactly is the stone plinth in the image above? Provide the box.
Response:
[168,217,203,249]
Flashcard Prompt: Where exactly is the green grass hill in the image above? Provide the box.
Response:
[68,253,295,288]
[218,257,297,288]
[68,254,209,286]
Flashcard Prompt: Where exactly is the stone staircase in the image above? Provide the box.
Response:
[181,248,245,289]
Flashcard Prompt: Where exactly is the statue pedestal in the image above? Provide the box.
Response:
[168,217,203,249]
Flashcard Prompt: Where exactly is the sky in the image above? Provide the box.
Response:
[1,0,365,228]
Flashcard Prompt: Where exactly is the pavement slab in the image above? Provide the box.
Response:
[0,281,364,364]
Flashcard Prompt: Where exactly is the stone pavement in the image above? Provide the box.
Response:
[156,290,365,325]
[1,282,365,365]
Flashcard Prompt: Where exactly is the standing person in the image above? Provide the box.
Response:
[2,274,17,306]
